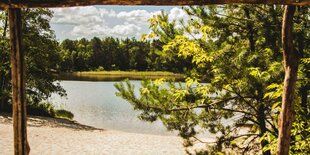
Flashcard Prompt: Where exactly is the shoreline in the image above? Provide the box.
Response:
[0,113,99,131]
[55,71,185,81]
[0,113,180,137]
[0,113,186,155]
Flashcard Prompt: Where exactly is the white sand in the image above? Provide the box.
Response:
[0,115,186,155]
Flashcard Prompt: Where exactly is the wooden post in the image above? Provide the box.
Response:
[8,8,30,155]
[277,5,297,155]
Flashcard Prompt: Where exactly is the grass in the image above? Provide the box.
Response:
[57,71,185,81]
[72,71,183,76]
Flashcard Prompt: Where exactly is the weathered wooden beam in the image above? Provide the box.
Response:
[276,5,297,155]
[0,0,309,9]
[8,8,30,155]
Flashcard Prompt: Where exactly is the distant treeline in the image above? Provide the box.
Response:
[58,37,193,73]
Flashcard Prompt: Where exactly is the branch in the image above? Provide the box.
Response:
[242,115,276,135]
[160,96,238,112]
[241,135,260,155]
[146,96,257,117]
[265,117,278,135]
[242,116,260,126]
[221,133,259,143]
[224,87,258,113]
[215,13,253,22]
[192,136,216,144]
[179,20,198,41]
[0,0,309,9]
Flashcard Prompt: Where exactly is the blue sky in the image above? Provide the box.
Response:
[50,6,188,41]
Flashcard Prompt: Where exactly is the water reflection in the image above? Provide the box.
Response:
[49,80,176,135]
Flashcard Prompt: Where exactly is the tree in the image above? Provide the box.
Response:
[115,5,309,154]
[75,38,91,71]
[89,37,103,69]
[143,11,194,73]
[59,39,78,71]
[0,8,65,110]
[277,6,310,155]
[0,11,10,110]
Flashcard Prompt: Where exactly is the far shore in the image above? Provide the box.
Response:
[55,71,185,81]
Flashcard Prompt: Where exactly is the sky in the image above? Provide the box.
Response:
[50,6,189,41]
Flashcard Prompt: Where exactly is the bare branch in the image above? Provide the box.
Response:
[224,87,259,113]
[192,136,216,144]
[265,118,278,135]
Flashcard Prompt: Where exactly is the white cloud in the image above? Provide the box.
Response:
[112,24,142,36]
[116,9,160,26]
[117,10,150,19]
[50,6,188,40]
[168,7,189,21]
[52,6,103,25]
[71,23,142,39]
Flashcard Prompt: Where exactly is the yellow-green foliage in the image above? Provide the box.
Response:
[115,5,310,155]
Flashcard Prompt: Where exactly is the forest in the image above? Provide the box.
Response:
[58,37,192,73]
[0,4,309,155]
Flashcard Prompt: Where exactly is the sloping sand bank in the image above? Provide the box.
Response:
[0,114,185,155]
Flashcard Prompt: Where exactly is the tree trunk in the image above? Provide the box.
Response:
[243,6,255,52]
[300,86,308,115]
[277,5,297,155]
[8,8,30,155]
[257,105,271,155]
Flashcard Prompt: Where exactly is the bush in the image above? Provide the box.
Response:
[96,66,105,71]
[27,102,56,117]
[28,102,74,120]
[55,109,74,120]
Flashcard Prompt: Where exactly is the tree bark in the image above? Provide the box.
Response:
[8,8,30,155]
[276,5,297,155]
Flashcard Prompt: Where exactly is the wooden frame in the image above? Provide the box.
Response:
[0,0,309,9]
[3,0,309,155]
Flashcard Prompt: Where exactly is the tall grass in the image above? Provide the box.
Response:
[57,71,185,81]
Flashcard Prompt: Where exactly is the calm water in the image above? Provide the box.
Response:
[49,80,175,135]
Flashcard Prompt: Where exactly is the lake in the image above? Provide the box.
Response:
[49,80,175,135]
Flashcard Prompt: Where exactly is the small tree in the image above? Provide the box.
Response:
[116,5,310,154]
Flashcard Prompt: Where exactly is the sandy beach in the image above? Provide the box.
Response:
[0,114,186,155]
